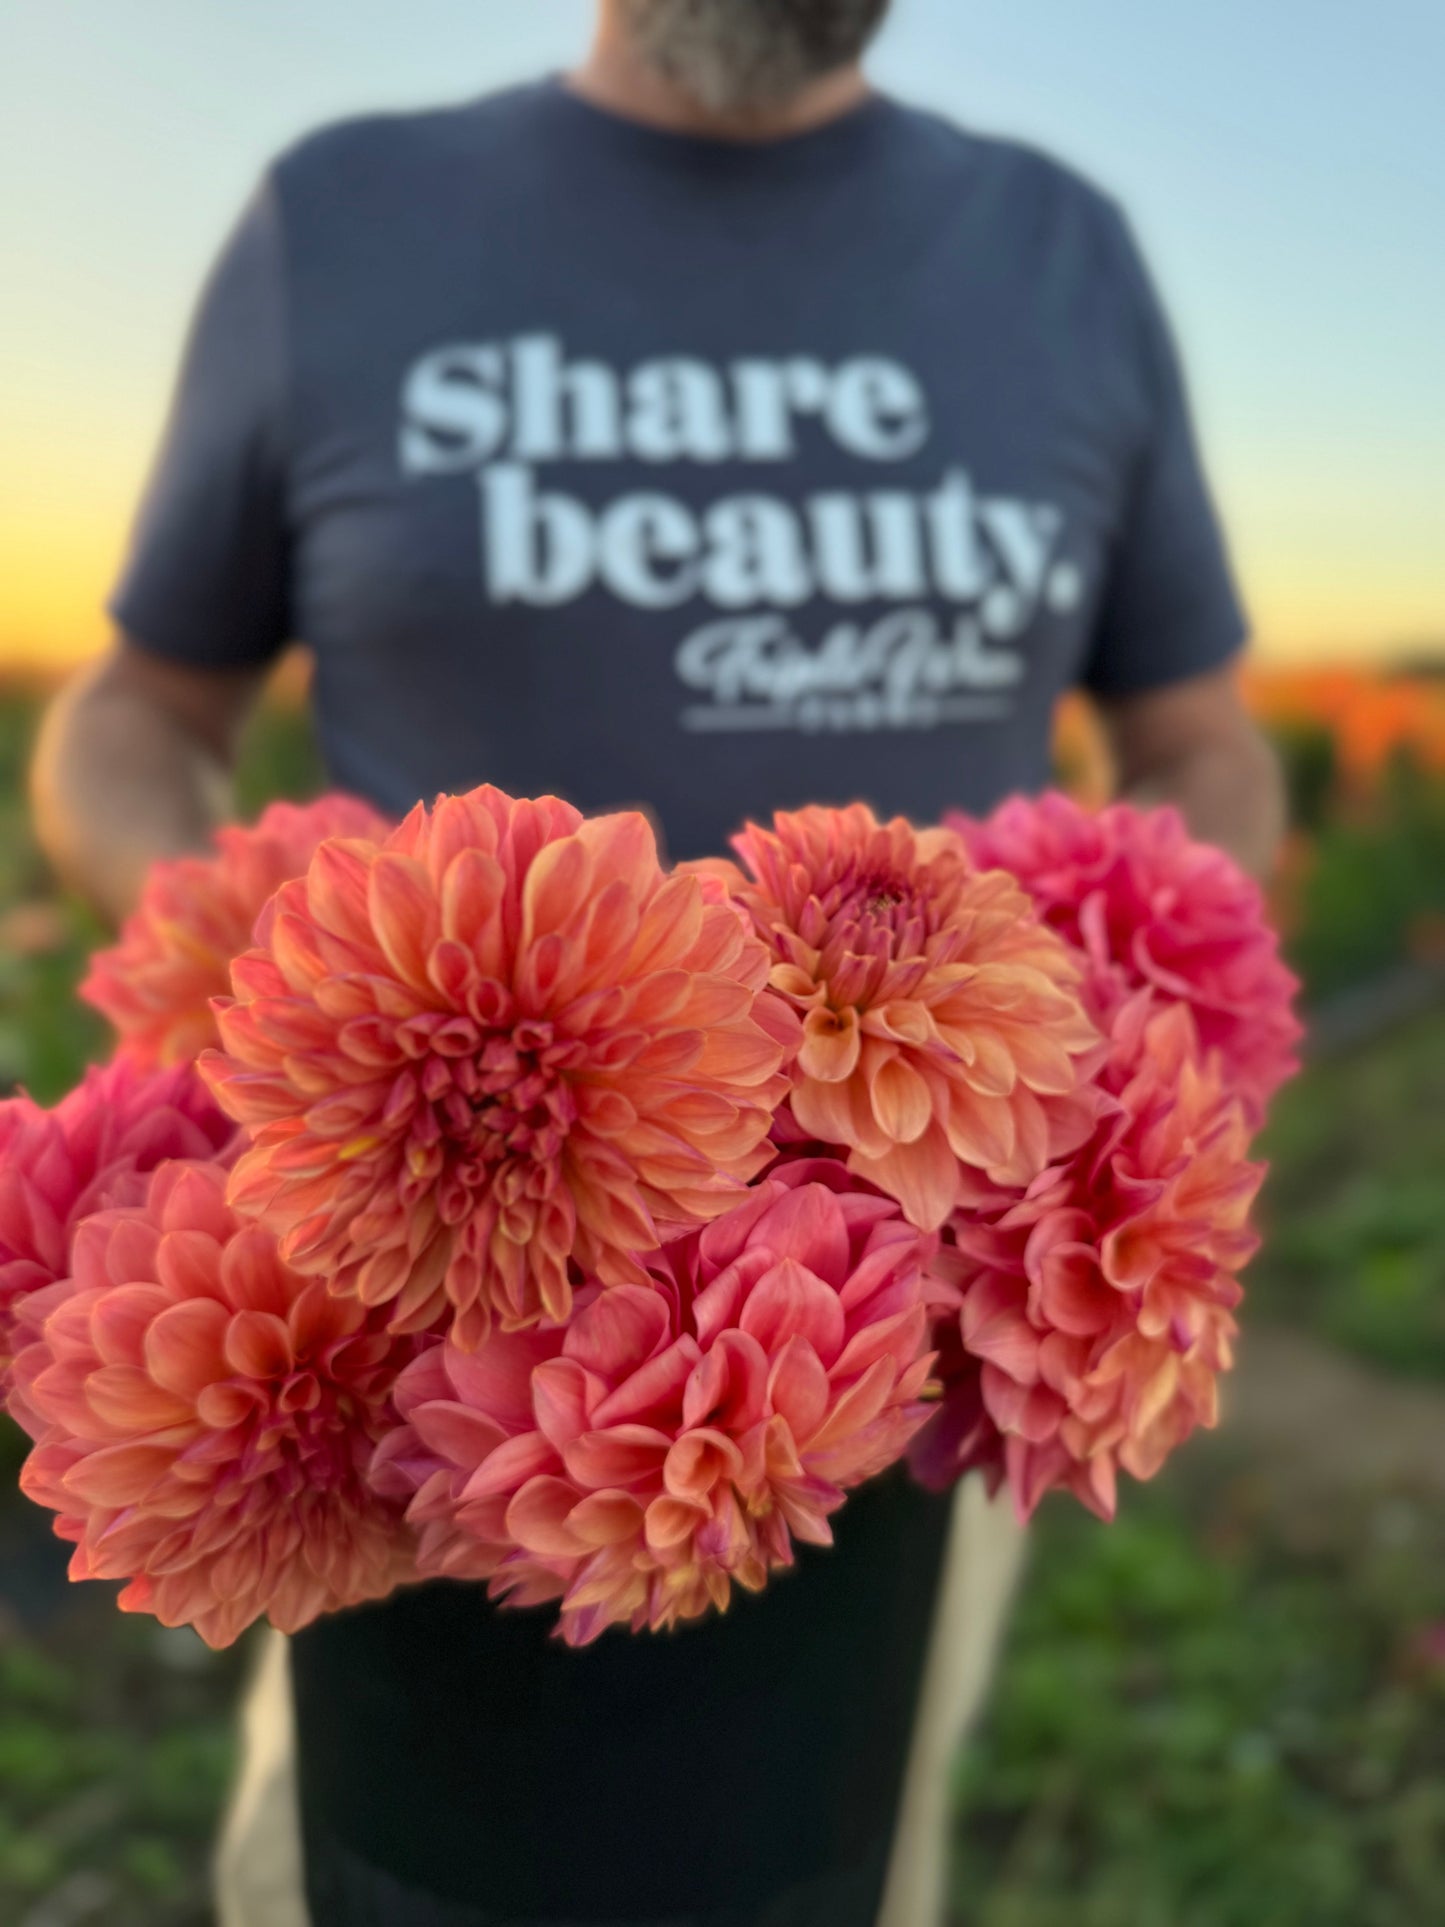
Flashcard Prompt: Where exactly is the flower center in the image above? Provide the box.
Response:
[830,870,931,955]
[400,1017,584,1227]
[244,1375,363,1499]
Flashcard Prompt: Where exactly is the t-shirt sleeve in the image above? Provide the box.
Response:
[1080,202,1249,698]
[108,174,292,668]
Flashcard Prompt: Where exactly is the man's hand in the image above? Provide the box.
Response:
[1094,665,1287,881]
[30,637,268,926]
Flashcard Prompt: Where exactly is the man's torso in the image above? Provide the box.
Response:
[275,81,1145,854]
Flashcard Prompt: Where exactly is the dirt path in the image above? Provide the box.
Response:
[1211,1321,1445,1526]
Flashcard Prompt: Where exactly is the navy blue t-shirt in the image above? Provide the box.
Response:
[111,80,1248,1927]
[113,79,1245,859]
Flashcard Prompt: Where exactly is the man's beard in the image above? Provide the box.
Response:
[618,0,892,113]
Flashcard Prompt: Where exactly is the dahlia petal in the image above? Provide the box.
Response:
[964,1297,1044,1384]
[868,1055,932,1145]
[627,874,706,977]
[664,1427,746,1504]
[506,1475,588,1556]
[561,1425,672,1491]
[849,1126,959,1234]
[90,1284,172,1367]
[766,1336,831,1443]
[644,1494,709,1552]
[531,1358,594,1450]
[1028,1240,1113,1337]
[564,1286,671,1379]
[306,840,376,943]
[830,1305,929,1385]
[750,1182,851,1289]
[145,1299,232,1400]
[681,1328,769,1434]
[223,1310,293,1379]
[410,1400,508,1469]
[798,1006,861,1083]
[463,1430,562,1501]
[738,1257,847,1366]
[942,1088,1017,1175]
[61,1442,175,1507]
[589,1337,697,1430]
[566,1489,645,1548]
[367,854,441,989]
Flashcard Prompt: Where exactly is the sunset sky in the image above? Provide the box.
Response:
[4,0,1441,670]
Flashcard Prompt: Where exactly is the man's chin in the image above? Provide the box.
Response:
[619,0,892,114]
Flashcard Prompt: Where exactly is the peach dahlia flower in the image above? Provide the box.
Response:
[205,788,796,1348]
[951,794,1302,1122]
[0,1060,234,1393]
[910,1000,1263,1520]
[702,805,1101,1230]
[82,794,391,1067]
[371,1164,936,1644]
[12,1161,414,1648]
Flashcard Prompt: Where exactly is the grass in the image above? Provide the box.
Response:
[1249,1008,1445,1377]
[953,1478,1445,1927]
[0,1617,247,1926]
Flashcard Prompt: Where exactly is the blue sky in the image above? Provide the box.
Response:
[3,0,1442,660]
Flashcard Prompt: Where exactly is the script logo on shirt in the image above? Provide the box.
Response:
[397,333,1085,734]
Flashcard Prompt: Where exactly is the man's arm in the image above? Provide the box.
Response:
[1094,664,1286,881]
[30,636,267,925]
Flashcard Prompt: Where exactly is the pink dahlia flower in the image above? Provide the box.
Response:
[371,1163,936,1645]
[12,1161,414,1648]
[910,1000,1263,1520]
[82,794,391,1067]
[0,1059,234,1392]
[700,805,1101,1230]
[950,793,1302,1121]
[204,788,797,1348]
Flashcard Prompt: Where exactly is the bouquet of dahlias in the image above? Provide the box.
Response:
[2,785,1299,1648]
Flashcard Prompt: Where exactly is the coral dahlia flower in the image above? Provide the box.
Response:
[205,788,796,1348]
[370,1163,936,1645]
[82,793,391,1067]
[12,1161,414,1648]
[950,794,1301,1121]
[701,805,1101,1230]
[910,1000,1263,1520]
[0,1059,234,1393]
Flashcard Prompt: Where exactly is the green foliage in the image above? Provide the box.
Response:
[231,697,324,819]
[954,1488,1445,1927]
[1249,1007,1445,1375]
[1271,718,1339,832]
[0,1607,245,1925]
[1284,753,1445,1001]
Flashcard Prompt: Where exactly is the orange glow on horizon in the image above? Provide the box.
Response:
[4,448,1441,674]
[6,524,1440,675]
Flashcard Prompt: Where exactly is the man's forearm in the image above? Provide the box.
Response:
[1117,728,1287,881]
[1097,669,1289,882]
[31,661,236,925]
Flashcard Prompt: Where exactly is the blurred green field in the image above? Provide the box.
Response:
[0,680,1442,1926]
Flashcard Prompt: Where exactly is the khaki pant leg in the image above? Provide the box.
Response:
[875,1483,1029,1927]
[213,1628,311,1927]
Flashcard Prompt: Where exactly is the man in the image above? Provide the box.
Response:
[32,3,1285,1922]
